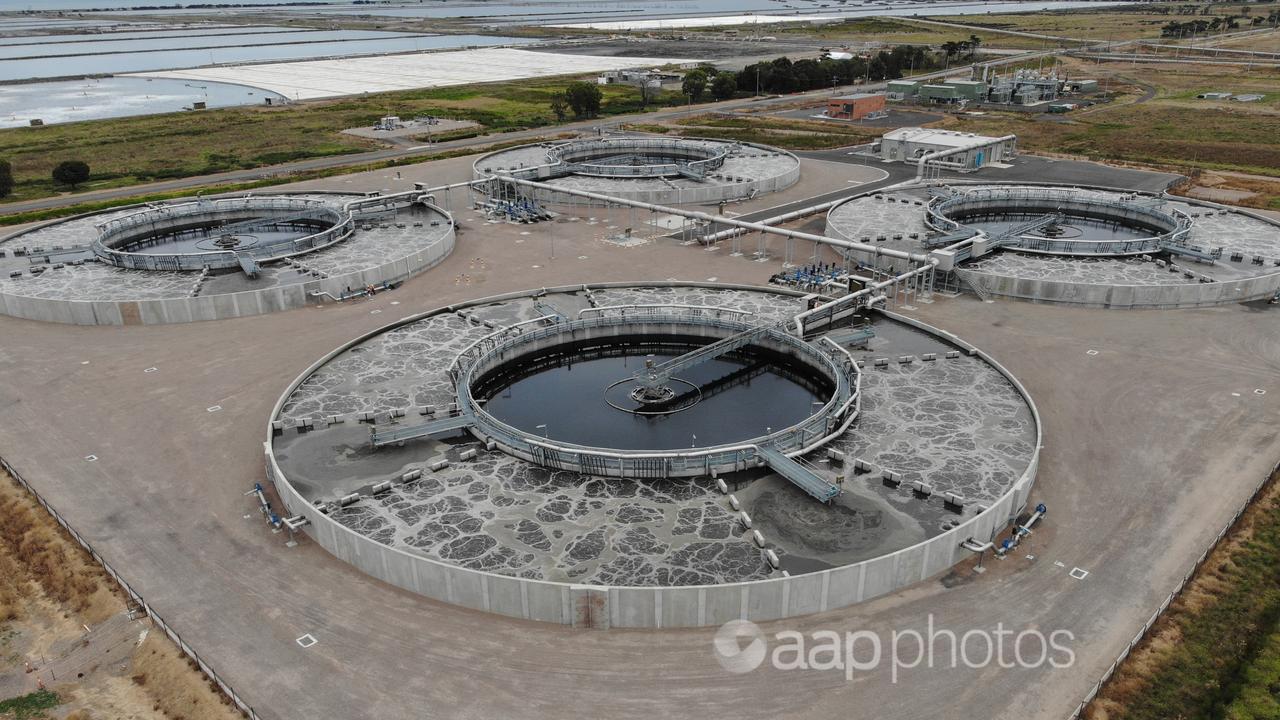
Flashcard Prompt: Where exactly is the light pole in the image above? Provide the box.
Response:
[536,424,548,439]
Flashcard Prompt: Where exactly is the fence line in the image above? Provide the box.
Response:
[0,453,261,720]
[1068,460,1280,719]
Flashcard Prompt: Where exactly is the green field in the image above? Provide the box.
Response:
[933,58,1280,194]
[0,77,678,205]
[672,114,880,150]
[0,689,60,719]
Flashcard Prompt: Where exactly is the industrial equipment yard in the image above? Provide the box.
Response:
[0,2,1278,720]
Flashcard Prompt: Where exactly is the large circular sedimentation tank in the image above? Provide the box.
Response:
[0,192,456,325]
[265,283,1040,628]
[473,136,801,205]
[826,183,1280,308]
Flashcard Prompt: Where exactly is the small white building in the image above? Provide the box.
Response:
[877,127,1017,171]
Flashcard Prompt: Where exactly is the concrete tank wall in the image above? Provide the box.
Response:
[826,181,1280,308]
[958,267,1280,309]
[0,200,455,326]
[264,282,1042,628]
[473,138,801,206]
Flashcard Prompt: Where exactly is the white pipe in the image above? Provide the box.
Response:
[702,197,847,244]
[792,264,933,336]
[496,175,931,264]
[914,134,1017,182]
[491,173,938,339]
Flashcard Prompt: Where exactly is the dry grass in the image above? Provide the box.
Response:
[928,2,1279,41]
[932,57,1280,182]
[0,470,241,720]
[1084,468,1280,719]
[1213,28,1280,53]
[0,76,674,204]
[0,473,118,626]
[1175,170,1280,211]
[130,634,239,720]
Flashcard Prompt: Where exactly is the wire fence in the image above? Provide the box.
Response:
[0,453,262,720]
[1067,460,1280,719]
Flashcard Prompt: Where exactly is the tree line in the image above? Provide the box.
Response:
[735,44,949,96]
[546,41,976,120]
[0,160,88,200]
[1162,7,1280,35]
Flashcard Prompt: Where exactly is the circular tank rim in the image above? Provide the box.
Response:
[0,190,363,246]
[454,313,851,473]
[826,180,1280,292]
[92,196,353,271]
[264,281,1042,608]
[0,191,457,326]
[470,135,801,185]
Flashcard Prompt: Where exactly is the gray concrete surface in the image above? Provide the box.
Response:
[0,191,1277,718]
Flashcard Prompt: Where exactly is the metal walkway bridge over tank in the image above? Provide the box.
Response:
[631,325,772,394]
[756,446,840,503]
[369,314,852,503]
[371,412,474,447]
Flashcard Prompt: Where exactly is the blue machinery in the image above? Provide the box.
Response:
[247,482,309,545]
[996,502,1049,557]
[244,483,281,528]
[959,502,1048,571]
[485,197,551,224]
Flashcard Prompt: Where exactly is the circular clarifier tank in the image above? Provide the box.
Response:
[951,212,1158,244]
[473,335,834,451]
[92,196,352,270]
[266,285,1041,626]
[473,137,801,205]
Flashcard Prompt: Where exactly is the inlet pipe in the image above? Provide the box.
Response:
[488,174,939,337]
[701,196,850,244]
[341,179,485,214]
[791,263,934,337]
[493,175,932,264]
[914,135,1017,182]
